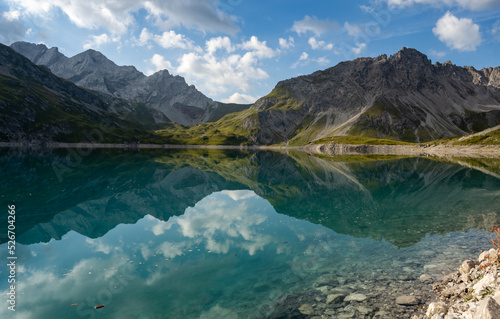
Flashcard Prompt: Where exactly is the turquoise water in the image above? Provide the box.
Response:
[1,149,500,318]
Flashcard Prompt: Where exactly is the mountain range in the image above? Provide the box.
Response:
[0,43,172,143]
[158,47,500,145]
[3,42,500,145]
[10,41,249,125]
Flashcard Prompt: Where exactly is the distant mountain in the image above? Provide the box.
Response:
[0,44,169,143]
[247,48,500,144]
[11,41,250,125]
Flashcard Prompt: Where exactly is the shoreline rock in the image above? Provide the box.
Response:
[421,248,500,319]
[302,142,500,159]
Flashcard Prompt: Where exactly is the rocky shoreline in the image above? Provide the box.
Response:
[302,142,500,158]
[1,141,499,158]
[259,271,436,319]
[422,248,500,319]
[258,247,500,319]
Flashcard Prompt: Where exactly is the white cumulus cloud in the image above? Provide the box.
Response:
[83,33,118,50]
[428,49,447,58]
[239,36,277,59]
[352,43,367,55]
[308,37,334,50]
[148,54,174,75]
[6,0,240,36]
[155,30,198,50]
[433,12,482,51]
[279,36,295,49]
[8,0,140,34]
[135,28,202,52]
[172,36,276,96]
[143,0,240,34]
[206,36,234,54]
[292,15,339,36]
[3,10,21,21]
[291,52,310,69]
[221,93,259,104]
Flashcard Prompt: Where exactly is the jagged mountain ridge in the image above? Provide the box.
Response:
[0,44,168,143]
[246,48,500,144]
[11,41,250,125]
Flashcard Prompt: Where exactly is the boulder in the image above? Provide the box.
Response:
[474,296,500,319]
[460,260,477,275]
[426,302,448,317]
[479,250,490,263]
[473,273,496,297]
[488,249,499,262]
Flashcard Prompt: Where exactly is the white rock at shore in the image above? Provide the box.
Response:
[425,248,500,319]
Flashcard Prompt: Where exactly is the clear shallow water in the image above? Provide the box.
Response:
[1,149,500,318]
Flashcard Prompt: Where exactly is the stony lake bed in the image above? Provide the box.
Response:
[1,148,500,319]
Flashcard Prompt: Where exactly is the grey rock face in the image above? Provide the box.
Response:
[250,47,500,144]
[11,42,220,125]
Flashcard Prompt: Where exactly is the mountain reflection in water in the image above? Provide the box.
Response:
[2,149,499,247]
[0,149,499,318]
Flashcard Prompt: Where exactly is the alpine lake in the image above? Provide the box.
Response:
[1,147,500,319]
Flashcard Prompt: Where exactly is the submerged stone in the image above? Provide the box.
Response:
[326,294,345,304]
[344,293,367,302]
[298,304,314,315]
[396,295,419,306]
[419,274,433,283]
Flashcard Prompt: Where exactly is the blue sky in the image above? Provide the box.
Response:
[1,0,500,104]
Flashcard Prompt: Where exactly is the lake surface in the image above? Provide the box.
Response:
[1,148,500,318]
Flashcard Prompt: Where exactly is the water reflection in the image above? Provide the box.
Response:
[2,149,499,248]
[0,190,334,319]
[1,149,500,318]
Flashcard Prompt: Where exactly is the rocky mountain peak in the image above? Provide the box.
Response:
[9,41,237,125]
[389,47,431,64]
[71,49,120,70]
[10,41,65,66]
